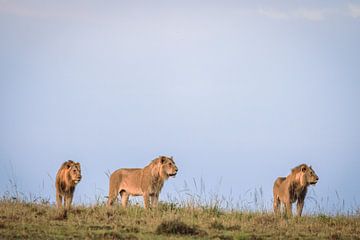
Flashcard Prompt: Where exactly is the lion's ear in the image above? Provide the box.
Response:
[301,165,307,172]
[66,163,72,169]
[160,156,165,164]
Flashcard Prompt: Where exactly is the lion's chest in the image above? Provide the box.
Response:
[60,181,75,193]
[290,194,298,203]
[289,185,304,203]
[149,177,164,194]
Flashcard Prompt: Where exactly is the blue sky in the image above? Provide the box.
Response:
[1,1,359,213]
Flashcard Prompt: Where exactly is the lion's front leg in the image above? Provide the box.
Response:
[296,199,305,217]
[64,194,73,210]
[56,192,63,208]
[143,193,150,209]
[150,193,159,208]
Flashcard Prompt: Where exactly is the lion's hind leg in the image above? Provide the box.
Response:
[273,195,281,216]
[120,191,129,208]
[284,201,293,218]
[273,177,284,216]
[107,185,119,207]
[107,191,118,207]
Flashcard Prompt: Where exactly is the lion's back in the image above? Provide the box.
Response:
[110,168,143,190]
[110,168,142,179]
[273,177,286,195]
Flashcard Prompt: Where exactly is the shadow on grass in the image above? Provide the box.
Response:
[88,231,138,240]
[52,209,68,220]
[156,219,207,236]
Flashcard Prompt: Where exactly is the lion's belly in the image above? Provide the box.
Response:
[126,188,143,196]
[119,175,143,196]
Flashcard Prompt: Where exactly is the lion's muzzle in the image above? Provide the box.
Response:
[310,176,319,185]
[74,176,82,184]
[169,168,178,177]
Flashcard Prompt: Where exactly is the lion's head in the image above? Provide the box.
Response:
[152,156,178,178]
[292,164,319,187]
[64,160,82,184]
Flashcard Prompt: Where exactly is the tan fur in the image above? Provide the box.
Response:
[55,160,82,209]
[107,156,178,209]
[273,164,319,217]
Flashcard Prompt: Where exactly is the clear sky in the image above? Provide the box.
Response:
[1,1,359,213]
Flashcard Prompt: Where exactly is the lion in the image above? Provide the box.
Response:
[107,156,178,209]
[55,160,82,209]
[273,163,319,217]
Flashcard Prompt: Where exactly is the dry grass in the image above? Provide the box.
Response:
[0,198,359,239]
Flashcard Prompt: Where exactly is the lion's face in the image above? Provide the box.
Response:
[68,162,82,184]
[159,156,178,177]
[300,165,319,186]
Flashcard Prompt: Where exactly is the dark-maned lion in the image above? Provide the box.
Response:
[55,160,82,209]
[107,156,178,209]
[273,163,319,217]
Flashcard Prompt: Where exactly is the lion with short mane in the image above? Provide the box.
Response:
[273,163,319,217]
[55,160,82,209]
[107,156,178,209]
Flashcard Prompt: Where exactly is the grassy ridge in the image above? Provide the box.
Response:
[0,199,359,239]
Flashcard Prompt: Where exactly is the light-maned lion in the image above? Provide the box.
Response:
[107,156,178,209]
[55,160,82,209]
[273,163,319,217]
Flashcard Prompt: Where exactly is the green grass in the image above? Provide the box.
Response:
[0,199,359,239]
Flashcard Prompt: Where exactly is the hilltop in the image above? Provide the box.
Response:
[0,199,359,239]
